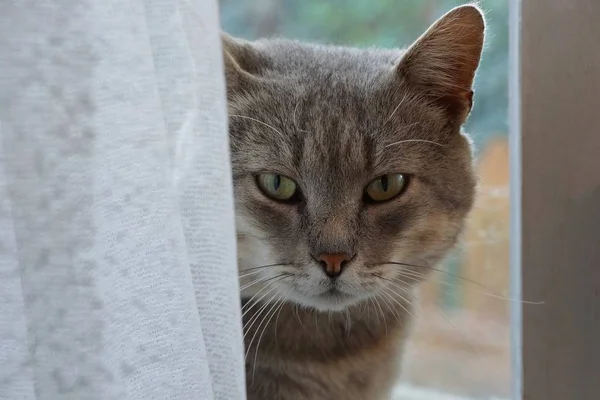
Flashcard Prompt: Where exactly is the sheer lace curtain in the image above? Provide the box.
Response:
[0,0,245,399]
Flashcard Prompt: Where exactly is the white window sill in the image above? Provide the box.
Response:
[392,384,507,400]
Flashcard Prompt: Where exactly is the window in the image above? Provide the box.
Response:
[220,1,512,398]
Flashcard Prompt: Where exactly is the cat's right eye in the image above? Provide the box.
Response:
[364,173,407,203]
[256,173,299,202]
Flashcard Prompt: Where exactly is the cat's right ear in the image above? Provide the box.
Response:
[221,33,264,94]
[395,5,485,123]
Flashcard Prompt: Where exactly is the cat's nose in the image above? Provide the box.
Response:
[316,253,352,278]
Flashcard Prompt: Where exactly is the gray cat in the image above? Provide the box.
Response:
[224,4,485,399]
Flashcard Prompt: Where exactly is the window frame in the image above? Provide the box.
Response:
[513,0,600,399]
[508,0,522,399]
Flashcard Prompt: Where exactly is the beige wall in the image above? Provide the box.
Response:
[521,0,600,399]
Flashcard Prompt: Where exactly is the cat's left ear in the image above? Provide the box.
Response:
[221,33,266,95]
[396,4,485,123]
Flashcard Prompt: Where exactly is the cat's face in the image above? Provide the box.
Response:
[225,6,485,311]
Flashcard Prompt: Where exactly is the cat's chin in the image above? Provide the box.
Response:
[285,289,366,312]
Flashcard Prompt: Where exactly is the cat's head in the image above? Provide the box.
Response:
[225,5,485,312]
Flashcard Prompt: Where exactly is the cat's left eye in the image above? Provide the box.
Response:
[364,173,407,202]
[256,173,299,202]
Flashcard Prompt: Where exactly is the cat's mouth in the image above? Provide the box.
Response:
[300,282,364,311]
[273,267,374,311]
[322,285,349,298]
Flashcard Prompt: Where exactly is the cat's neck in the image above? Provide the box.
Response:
[241,297,413,363]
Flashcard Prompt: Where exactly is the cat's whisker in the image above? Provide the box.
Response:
[372,273,416,310]
[238,270,263,280]
[242,285,271,315]
[385,283,463,339]
[242,293,278,348]
[274,298,287,337]
[398,268,469,292]
[240,277,282,311]
[292,101,300,130]
[384,138,447,149]
[394,269,430,284]
[384,260,489,287]
[371,295,388,337]
[365,297,374,324]
[229,114,285,139]
[425,300,483,359]
[354,298,369,320]
[238,267,291,281]
[376,290,402,326]
[367,296,380,326]
[343,309,352,337]
[379,285,450,351]
[388,271,528,358]
[238,271,269,282]
[244,291,280,343]
[243,282,287,331]
[243,295,277,337]
[268,298,287,357]
[395,268,477,296]
[245,293,280,364]
[384,274,484,358]
[379,285,417,322]
[293,304,304,328]
[248,297,283,381]
[381,280,414,307]
[239,279,263,293]
[251,296,286,383]
[239,262,292,273]
[376,282,432,336]
[242,276,288,336]
[395,269,483,306]
[374,274,415,303]
[292,102,312,133]
[242,275,287,316]
[380,261,544,305]
[384,92,410,123]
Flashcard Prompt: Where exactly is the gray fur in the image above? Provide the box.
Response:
[224,4,485,399]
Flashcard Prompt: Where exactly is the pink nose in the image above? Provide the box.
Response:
[317,253,352,278]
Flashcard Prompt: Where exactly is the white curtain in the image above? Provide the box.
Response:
[0,0,246,399]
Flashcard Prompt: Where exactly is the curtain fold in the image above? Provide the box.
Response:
[0,0,245,399]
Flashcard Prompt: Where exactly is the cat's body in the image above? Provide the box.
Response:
[224,5,485,399]
[242,300,411,400]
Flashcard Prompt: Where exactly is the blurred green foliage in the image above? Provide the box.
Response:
[219,0,508,151]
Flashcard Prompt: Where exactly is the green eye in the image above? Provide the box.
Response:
[365,173,407,202]
[257,173,298,201]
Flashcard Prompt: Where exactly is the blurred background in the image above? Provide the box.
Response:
[220,0,510,398]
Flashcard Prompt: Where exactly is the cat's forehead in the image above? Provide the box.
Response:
[253,40,407,116]
[255,38,401,79]
[240,69,413,142]
[228,41,453,182]
[231,98,435,190]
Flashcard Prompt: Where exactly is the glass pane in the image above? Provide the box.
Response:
[221,1,510,398]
